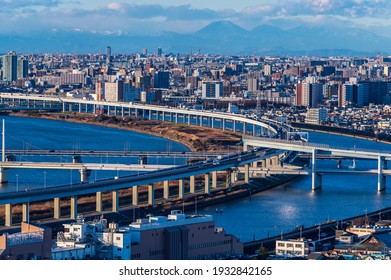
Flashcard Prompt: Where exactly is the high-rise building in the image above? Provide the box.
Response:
[104,79,124,102]
[106,46,112,64]
[153,71,170,89]
[201,81,223,99]
[247,78,258,92]
[2,51,17,82]
[17,56,28,79]
[157,47,162,56]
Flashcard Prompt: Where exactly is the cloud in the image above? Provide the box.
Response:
[0,0,63,9]
[0,1,390,36]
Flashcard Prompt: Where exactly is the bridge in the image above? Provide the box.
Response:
[0,93,287,137]
[0,147,283,227]
[1,93,387,229]
[243,135,391,191]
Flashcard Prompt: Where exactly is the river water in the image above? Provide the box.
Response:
[2,116,391,242]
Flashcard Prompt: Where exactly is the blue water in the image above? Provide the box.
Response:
[0,115,188,191]
[3,116,391,242]
[198,131,391,242]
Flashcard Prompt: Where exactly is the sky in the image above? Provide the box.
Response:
[1,0,391,36]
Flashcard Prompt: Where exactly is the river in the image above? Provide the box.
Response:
[2,115,391,242]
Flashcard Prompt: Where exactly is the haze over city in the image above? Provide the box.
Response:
[2,0,391,54]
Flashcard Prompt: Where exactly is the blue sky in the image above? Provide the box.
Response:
[1,0,391,36]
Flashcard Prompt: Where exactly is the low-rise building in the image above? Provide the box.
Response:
[275,238,311,258]
[52,215,131,260]
[0,222,52,260]
[130,210,243,260]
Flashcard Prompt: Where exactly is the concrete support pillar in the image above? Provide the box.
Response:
[378,156,386,192]
[112,190,119,213]
[243,122,246,135]
[222,119,226,130]
[231,171,236,185]
[204,173,210,194]
[233,120,236,133]
[252,161,258,168]
[212,171,217,189]
[211,117,214,128]
[80,169,91,183]
[0,167,8,183]
[96,191,102,212]
[148,184,155,206]
[244,164,250,183]
[132,186,139,206]
[312,149,322,190]
[70,196,78,220]
[5,204,12,226]
[163,180,170,199]
[243,144,248,152]
[178,179,185,199]
[121,107,124,117]
[253,124,256,136]
[189,176,195,193]
[22,203,29,223]
[149,110,152,120]
[78,102,82,113]
[226,170,232,189]
[272,156,280,166]
[199,116,203,127]
[175,113,178,123]
[54,198,61,219]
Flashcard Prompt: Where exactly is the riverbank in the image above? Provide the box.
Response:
[5,111,243,153]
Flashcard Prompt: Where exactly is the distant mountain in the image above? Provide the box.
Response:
[1,21,390,56]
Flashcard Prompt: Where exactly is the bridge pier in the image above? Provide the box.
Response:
[96,192,102,212]
[72,155,82,163]
[204,173,210,194]
[148,184,155,205]
[132,186,139,206]
[70,196,78,220]
[178,179,184,199]
[5,204,12,226]
[378,156,387,192]
[189,176,195,193]
[244,164,250,183]
[112,190,118,213]
[225,169,232,189]
[311,149,322,190]
[163,180,170,199]
[54,198,61,219]
[22,202,29,223]
[80,169,91,183]
[0,167,9,183]
[212,171,217,189]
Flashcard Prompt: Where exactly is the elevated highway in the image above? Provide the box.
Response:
[243,135,391,191]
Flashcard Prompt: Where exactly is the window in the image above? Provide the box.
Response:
[295,244,302,248]
[277,243,285,247]
[116,237,121,241]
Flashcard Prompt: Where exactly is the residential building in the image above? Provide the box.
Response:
[2,51,17,82]
[306,108,328,124]
[202,81,223,99]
